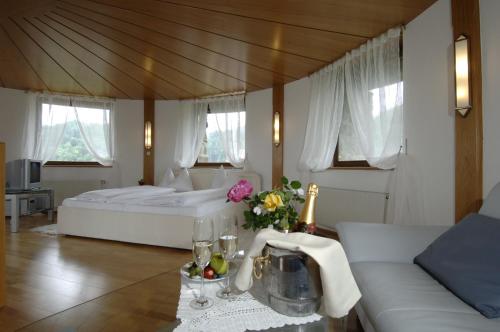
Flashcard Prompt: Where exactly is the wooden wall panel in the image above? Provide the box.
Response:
[143,100,155,185]
[272,84,284,189]
[0,142,5,307]
[452,0,483,222]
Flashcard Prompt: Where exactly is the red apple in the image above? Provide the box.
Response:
[203,266,215,279]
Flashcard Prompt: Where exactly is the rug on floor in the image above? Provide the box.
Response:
[30,224,58,235]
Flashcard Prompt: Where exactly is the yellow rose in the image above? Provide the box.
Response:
[263,193,284,212]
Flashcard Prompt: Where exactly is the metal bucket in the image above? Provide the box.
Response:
[252,245,323,317]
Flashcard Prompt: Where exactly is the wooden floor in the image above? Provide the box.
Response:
[0,214,362,332]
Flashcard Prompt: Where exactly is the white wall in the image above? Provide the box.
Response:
[154,89,273,190]
[284,0,455,225]
[0,87,144,187]
[480,0,500,196]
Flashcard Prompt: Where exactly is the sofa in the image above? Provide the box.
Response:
[336,184,500,332]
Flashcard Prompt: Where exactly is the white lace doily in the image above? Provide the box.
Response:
[175,281,322,332]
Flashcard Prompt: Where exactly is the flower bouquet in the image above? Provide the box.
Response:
[227,176,305,231]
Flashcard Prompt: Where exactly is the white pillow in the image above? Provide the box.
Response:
[223,172,240,190]
[211,166,227,189]
[170,168,194,192]
[158,168,175,187]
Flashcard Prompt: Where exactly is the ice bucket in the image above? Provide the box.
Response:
[251,244,323,317]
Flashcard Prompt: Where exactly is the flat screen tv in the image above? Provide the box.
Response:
[6,159,42,190]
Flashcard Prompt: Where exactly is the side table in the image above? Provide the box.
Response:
[5,188,54,232]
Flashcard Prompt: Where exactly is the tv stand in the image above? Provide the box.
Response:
[5,188,54,233]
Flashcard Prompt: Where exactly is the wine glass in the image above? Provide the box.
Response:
[216,214,238,299]
[190,217,214,310]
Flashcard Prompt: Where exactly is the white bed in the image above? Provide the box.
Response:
[57,170,261,250]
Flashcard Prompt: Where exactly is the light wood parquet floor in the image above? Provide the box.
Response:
[1,213,362,332]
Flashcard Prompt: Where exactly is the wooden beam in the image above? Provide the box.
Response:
[272,84,284,188]
[0,142,5,307]
[452,0,483,222]
[143,99,155,185]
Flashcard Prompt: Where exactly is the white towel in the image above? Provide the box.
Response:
[234,228,361,318]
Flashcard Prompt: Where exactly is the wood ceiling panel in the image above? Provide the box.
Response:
[26,16,157,99]
[60,0,325,79]
[0,0,438,99]
[0,26,47,90]
[51,4,283,89]
[16,16,128,98]
[46,9,250,93]
[89,0,368,62]
[165,0,436,37]
[27,13,195,99]
[1,18,87,95]
[36,11,218,97]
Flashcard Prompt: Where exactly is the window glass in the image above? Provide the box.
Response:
[198,112,245,164]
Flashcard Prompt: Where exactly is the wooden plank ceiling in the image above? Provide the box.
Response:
[0,0,436,99]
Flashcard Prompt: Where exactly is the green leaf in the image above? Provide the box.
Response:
[290,180,301,190]
[281,176,289,185]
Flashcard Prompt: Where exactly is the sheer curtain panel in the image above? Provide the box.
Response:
[344,27,403,169]
[298,59,345,172]
[73,99,115,166]
[23,92,115,165]
[174,100,208,168]
[207,94,246,168]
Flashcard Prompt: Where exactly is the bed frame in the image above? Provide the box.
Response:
[57,170,261,250]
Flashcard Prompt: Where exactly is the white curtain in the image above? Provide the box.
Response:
[73,99,115,166]
[174,100,208,168]
[207,94,246,168]
[298,59,345,172]
[386,155,426,225]
[344,27,403,169]
[24,92,115,165]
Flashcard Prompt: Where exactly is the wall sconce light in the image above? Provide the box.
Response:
[273,111,280,147]
[144,121,152,154]
[454,34,471,117]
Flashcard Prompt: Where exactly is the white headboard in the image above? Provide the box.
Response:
[182,168,262,192]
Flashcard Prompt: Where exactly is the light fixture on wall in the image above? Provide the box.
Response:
[144,121,152,154]
[454,34,471,117]
[273,111,280,147]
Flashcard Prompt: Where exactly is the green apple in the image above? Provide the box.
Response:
[210,253,228,275]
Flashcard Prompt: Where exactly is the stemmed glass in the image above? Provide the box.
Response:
[216,214,238,299]
[190,217,214,310]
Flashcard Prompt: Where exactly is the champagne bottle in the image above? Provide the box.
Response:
[295,183,319,234]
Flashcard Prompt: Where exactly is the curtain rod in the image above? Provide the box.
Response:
[179,90,246,101]
[24,89,116,101]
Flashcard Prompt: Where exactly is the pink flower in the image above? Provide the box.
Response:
[227,179,253,203]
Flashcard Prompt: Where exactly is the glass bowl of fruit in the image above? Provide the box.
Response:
[181,252,236,282]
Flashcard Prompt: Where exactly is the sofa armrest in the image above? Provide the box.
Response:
[336,222,450,264]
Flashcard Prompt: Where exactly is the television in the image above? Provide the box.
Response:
[6,159,42,190]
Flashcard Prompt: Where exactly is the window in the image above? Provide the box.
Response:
[196,111,246,166]
[39,100,113,166]
[333,81,403,168]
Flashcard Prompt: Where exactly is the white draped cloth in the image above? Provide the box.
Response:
[174,100,208,168]
[344,27,403,170]
[235,228,361,318]
[298,59,345,172]
[23,92,115,165]
[207,94,246,168]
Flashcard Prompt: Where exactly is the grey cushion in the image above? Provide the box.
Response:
[414,213,500,318]
[480,182,500,219]
[351,262,500,332]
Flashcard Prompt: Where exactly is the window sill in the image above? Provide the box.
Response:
[329,166,383,171]
[193,162,235,168]
[44,161,111,168]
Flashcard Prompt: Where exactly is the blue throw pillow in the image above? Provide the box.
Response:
[414,213,500,318]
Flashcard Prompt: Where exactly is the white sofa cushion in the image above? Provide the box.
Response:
[351,262,499,332]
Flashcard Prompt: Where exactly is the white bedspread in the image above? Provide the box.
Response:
[75,186,176,203]
[74,186,227,207]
